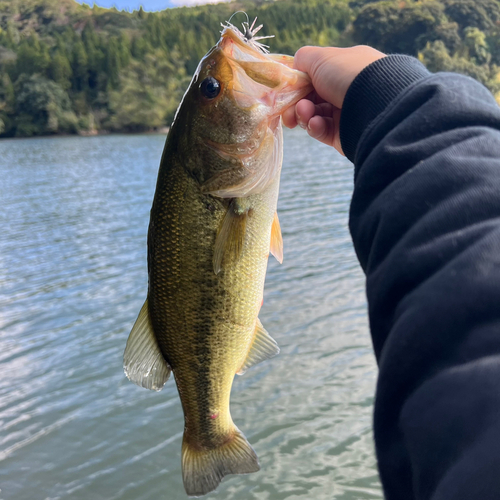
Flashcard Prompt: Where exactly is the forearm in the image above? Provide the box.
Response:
[342,56,500,499]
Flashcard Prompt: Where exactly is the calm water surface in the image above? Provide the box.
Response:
[0,130,382,500]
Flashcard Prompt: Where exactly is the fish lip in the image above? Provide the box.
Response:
[219,25,265,55]
[218,26,312,115]
[218,26,282,81]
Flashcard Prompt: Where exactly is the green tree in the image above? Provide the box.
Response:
[108,49,189,131]
[82,23,104,94]
[486,27,500,65]
[424,21,462,54]
[353,1,445,54]
[0,26,13,48]
[118,33,131,68]
[71,40,89,92]
[0,72,15,108]
[463,27,490,65]
[14,35,50,78]
[14,74,78,136]
[82,22,98,49]
[106,37,121,89]
[444,0,500,32]
[3,0,500,138]
[0,21,20,48]
[50,52,72,91]
[131,36,150,59]
[0,72,15,136]
[419,40,497,92]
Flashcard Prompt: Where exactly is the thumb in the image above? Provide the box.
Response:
[294,46,386,109]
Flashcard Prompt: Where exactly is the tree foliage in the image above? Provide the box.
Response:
[107,50,189,132]
[352,1,447,54]
[1,0,500,138]
[14,73,77,136]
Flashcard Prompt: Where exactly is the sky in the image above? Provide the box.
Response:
[77,0,227,10]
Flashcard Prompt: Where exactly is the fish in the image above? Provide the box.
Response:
[123,19,312,497]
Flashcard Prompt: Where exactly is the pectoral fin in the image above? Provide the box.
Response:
[213,199,249,275]
[123,299,171,391]
[237,318,280,375]
[270,211,283,264]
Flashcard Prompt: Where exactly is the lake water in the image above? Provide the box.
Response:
[0,129,382,500]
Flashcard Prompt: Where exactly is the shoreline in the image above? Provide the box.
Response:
[0,127,170,141]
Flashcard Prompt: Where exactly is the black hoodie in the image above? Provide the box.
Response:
[340,55,500,500]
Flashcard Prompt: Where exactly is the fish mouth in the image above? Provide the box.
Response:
[198,25,312,198]
[218,26,312,116]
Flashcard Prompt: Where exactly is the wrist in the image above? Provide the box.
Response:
[339,55,431,163]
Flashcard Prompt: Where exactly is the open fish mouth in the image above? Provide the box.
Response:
[193,19,312,198]
[218,22,312,116]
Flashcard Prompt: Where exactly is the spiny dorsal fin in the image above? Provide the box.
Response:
[182,426,259,497]
[213,199,249,275]
[123,299,171,391]
[270,211,283,263]
[237,318,280,375]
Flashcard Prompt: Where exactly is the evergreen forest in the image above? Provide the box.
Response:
[1,0,500,138]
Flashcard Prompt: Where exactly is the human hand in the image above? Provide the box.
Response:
[283,45,386,155]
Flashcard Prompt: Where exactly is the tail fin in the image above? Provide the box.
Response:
[182,427,260,497]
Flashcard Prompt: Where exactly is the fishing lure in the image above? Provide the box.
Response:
[223,13,274,54]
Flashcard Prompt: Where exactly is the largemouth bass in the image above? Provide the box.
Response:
[123,20,312,497]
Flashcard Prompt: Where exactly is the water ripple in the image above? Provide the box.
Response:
[0,130,380,499]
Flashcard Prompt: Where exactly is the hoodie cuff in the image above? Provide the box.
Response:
[339,55,431,162]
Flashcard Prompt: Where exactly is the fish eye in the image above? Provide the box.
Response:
[200,77,221,99]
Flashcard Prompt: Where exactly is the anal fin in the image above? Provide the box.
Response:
[270,211,283,264]
[237,318,280,375]
[123,298,171,391]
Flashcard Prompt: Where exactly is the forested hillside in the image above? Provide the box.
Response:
[0,0,499,138]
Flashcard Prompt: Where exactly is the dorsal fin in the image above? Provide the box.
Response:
[237,318,279,375]
[123,299,171,391]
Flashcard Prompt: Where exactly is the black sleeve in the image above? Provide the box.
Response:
[339,55,500,500]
